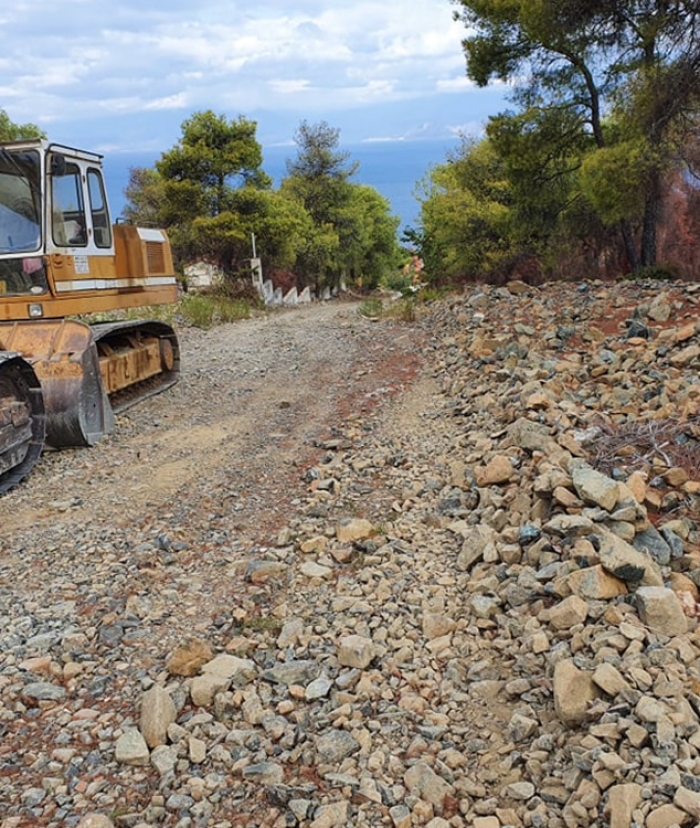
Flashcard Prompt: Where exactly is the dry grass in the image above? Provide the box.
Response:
[590,415,700,480]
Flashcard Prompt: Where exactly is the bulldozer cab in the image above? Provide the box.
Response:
[0,139,177,320]
[0,141,114,300]
[48,146,113,252]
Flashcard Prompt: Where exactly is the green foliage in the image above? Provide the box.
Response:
[383,297,417,323]
[450,0,700,272]
[622,264,680,282]
[0,109,44,141]
[127,110,270,271]
[286,120,359,185]
[123,112,397,293]
[282,122,399,292]
[179,294,216,328]
[382,270,412,293]
[415,137,515,281]
[226,187,314,274]
[178,291,253,328]
[578,141,649,225]
[123,167,165,225]
[158,110,270,215]
[358,297,383,318]
[340,186,400,290]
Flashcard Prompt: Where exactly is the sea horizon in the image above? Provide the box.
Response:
[102,137,461,235]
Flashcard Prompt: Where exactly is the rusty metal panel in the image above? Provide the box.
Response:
[99,337,162,394]
[0,319,92,361]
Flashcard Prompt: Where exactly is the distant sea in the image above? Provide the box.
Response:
[102,138,461,235]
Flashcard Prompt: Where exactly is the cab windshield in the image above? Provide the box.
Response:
[0,148,47,295]
[0,148,41,254]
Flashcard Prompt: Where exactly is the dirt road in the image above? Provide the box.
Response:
[0,301,424,542]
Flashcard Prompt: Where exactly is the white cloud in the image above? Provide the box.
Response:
[0,0,506,150]
[269,79,313,95]
[437,76,478,93]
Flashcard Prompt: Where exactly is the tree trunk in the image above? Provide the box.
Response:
[640,170,662,268]
[620,220,638,272]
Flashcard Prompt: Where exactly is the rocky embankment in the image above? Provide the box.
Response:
[3,280,700,828]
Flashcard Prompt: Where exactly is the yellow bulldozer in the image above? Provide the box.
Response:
[0,139,180,493]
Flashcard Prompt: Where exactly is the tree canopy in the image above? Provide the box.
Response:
[448,0,700,274]
[281,120,399,292]
[0,109,44,142]
[124,113,400,292]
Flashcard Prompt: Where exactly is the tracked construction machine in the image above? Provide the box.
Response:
[0,139,180,493]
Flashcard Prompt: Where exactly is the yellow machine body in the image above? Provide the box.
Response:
[0,139,180,492]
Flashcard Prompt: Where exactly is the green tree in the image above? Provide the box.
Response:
[158,110,270,217]
[137,110,271,271]
[0,109,44,141]
[416,137,514,281]
[337,186,400,290]
[286,121,358,189]
[452,0,700,271]
[123,167,166,225]
[282,120,398,291]
[222,187,314,275]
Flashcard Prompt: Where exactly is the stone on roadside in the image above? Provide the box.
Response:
[597,530,663,586]
[338,634,375,669]
[336,517,373,542]
[592,663,632,697]
[202,654,257,686]
[554,659,598,726]
[635,586,688,637]
[21,682,65,702]
[674,786,700,820]
[166,638,214,677]
[300,535,328,554]
[263,659,321,686]
[305,675,334,700]
[545,595,589,630]
[316,730,361,763]
[389,805,412,828]
[404,762,455,807]
[300,561,333,579]
[476,455,515,486]
[645,803,692,828]
[76,816,116,828]
[633,524,673,566]
[571,462,619,511]
[567,565,628,600]
[544,514,595,536]
[626,472,647,504]
[150,744,178,776]
[504,781,536,801]
[245,559,287,583]
[189,736,207,764]
[242,762,285,784]
[508,712,539,742]
[473,819,500,828]
[115,728,150,766]
[140,685,177,748]
[277,617,305,647]
[309,801,349,828]
[190,672,230,707]
[456,524,497,571]
[422,613,456,640]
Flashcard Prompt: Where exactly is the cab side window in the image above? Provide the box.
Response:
[52,162,87,247]
[88,168,112,248]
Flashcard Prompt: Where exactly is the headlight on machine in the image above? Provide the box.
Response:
[28,303,43,318]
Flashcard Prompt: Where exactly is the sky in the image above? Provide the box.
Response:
[0,0,509,155]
